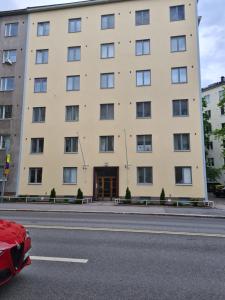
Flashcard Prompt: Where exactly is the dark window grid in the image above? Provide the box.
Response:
[172,99,189,116]
[136,102,151,118]
[171,67,187,84]
[31,138,44,153]
[135,10,150,26]
[64,137,78,153]
[32,107,46,123]
[137,167,153,184]
[65,105,79,121]
[100,104,114,120]
[174,134,190,151]
[137,135,152,152]
[175,166,192,185]
[170,36,186,52]
[29,168,42,184]
[101,14,115,30]
[100,136,114,152]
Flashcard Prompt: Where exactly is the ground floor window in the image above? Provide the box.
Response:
[29,168,42,184]
[63,167,77,184]
[137,167,152,184]
[175,167,192,185]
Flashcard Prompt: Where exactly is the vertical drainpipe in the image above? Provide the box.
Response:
[195,0,208,202]
[16,12,30,196]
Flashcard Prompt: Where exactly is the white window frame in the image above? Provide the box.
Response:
[63,167,77,184]
[5,23,18,37]
[171,67,187,84]
[100,73,114,89]
[36,49,49,64]
[65,105,79,122]
[0,135,10,150]
[29,168,42,184]
[175,167,192,185]
[68,18,81,33]
[0,77,15,91]
[66,76,80,91]
[0,105,12,120]
[3,49,17,64]
[137,167,153,184]
[64,137,78,153]
[135,10,150,26]
[67,46,81,61]
[101,14,115,30]
[135,39,150,56]
[101,43,115,59]
[174,133,190,151]
[136,70,151,86]
[171,36,186,52]
[37,22,50,36]
[34,78,47,93]
[170,5,185,22]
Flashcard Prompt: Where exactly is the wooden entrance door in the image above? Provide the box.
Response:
[97,176,117,200]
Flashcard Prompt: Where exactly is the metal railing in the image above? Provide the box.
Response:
[114,198,215,208]
[0,196,93,205]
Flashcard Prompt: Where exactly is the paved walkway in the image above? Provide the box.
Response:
[1,200,225,218]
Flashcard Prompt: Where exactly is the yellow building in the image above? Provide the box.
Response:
[17,0,206,200]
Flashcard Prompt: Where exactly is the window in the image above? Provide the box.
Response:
[221,106,225,115]
[34,78,47,93]
[67,47,81,61]
[3,50,17,63]
[136,70,151,86]
[175,167,192,185]
[0,77,14,91]
[0,105,12,119]
[205,95,210,104]
[135,10,150,26]
[101,43,114,59]
[171,67,187,83]
[174,134,190,151]
[207,158,214,167]
[68,18,81,33]
[31,138,44,154]
[206,141,213,150]
[0,166,4,180]
[173,100,188,116]
[65,137,78,153]
[5,23,18,37]
[171,36,186,52]
[219,90,224,100]
[37,22,50,36]
[135,39,150,56]
[100,104,114,120]
[63,167,77,184]
[36,49,48,64]
[137,135,152,152]
[29,168,42,184]
[66,76,80,91]
[137,167,152,184]
[100,136,114,152]
[136,101,151,118]
[100,73,114,89]
[0,135,10,150]
[170,5,185,22]
[205,110,211,118]
[32,107,46,123]
[101,14,114,30]
[65,105,79,121]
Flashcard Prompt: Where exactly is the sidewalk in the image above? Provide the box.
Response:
[1,201,225,218]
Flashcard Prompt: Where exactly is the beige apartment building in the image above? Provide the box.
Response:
[15,0,206,200]
[202,76,225,184]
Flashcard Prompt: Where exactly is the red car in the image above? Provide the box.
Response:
[0,219,31,286]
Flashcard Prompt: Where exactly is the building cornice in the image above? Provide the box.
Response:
[0,0,135,17]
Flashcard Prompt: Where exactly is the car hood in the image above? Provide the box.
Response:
[0,219,26,250]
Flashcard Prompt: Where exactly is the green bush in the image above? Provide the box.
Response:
[50,188,56,201]
[160,188,165,205]
[125,187,131,200]
[77,188,83,199]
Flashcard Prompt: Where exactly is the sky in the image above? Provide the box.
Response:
[0,0,224,88]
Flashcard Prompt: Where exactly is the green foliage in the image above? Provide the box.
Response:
[160,188,165,205]
[202,96,223,181]
[125,187,131,199]
[76,188,83,199]
[50,188,56,200]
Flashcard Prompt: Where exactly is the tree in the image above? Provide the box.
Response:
[214,87,225,158]
[202,95,222,182]
[50,188,56,201]
[77,188,83,199]
[160,188,165,205]
[125,187,131,199]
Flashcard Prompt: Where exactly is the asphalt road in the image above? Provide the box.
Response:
[0,212,225,300]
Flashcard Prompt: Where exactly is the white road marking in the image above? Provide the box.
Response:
[30,256,88,264]
[25,224,225,239]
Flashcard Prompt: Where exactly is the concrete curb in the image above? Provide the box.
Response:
[1,208,225,219]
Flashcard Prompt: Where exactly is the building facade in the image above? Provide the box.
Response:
[202,76,225,184]
[0,13,28,195]
[1,0,207,200]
